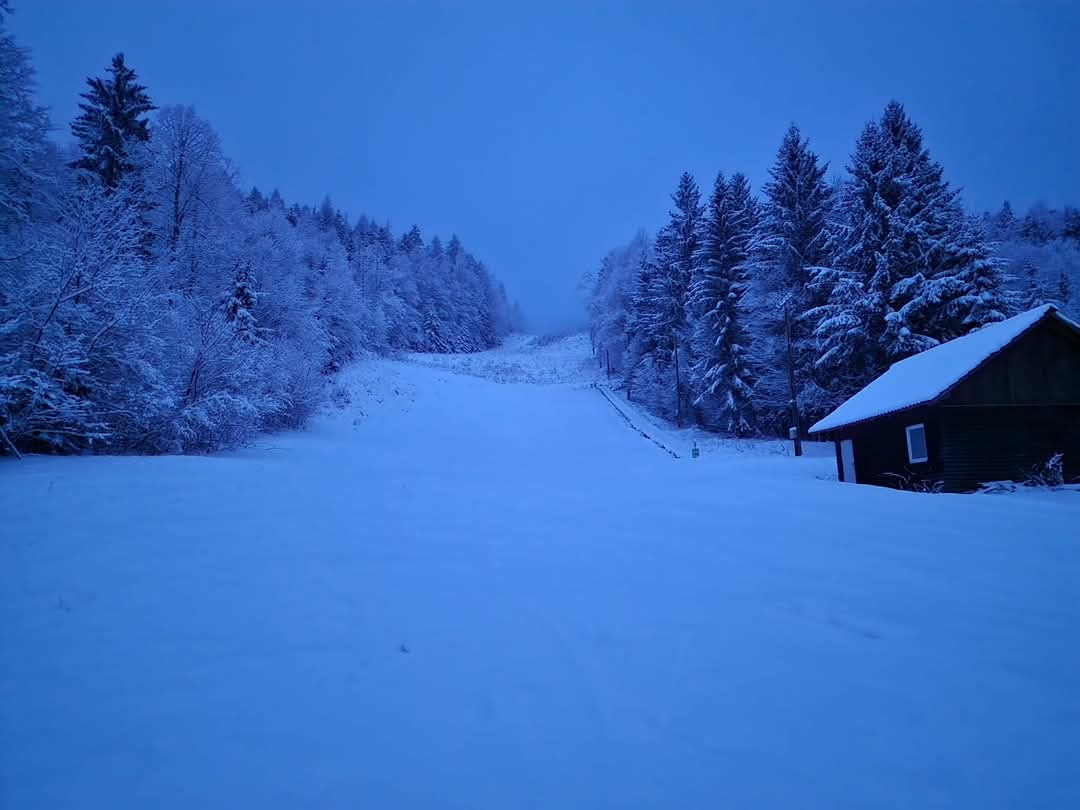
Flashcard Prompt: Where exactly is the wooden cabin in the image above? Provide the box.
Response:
[809,305,1080,492]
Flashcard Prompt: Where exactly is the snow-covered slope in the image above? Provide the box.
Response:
[408,332,600,385]
[2,339,1079,809]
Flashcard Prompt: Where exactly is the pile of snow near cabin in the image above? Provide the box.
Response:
[3,335,1079,810]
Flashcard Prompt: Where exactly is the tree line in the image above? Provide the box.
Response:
[585,101,1079,437]
[0,11,522,455]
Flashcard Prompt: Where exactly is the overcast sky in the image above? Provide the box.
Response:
[13,0,1080,331]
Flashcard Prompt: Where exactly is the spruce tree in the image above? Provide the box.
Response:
[645,172,703,423]
[689,172,757,434]
[815,102,1004,400]
[1020,206,1056,244]
[399,224,423,255]
[70,53,155,189]
[993,200,1017,238]
[746,125,834,430]
[224,261,259,344]
[927,214,1007,334]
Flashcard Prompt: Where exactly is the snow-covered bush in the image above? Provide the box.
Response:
[880,472,945,494]
[1025,453,1066,489]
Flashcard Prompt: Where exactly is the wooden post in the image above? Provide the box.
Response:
[784,305,803,457]
[606,349,611,378]
[673,340,682,427]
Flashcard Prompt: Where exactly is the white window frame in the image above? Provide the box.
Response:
[905,423,929,464]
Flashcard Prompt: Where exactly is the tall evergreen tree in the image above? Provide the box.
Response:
[399,224,424,255]
[70,53,155,189]
[813,101,1004,401]
[640,172,702,422]
[746,125,835,430]
[993,200,1017,238]
[1020,205,1056,244]
[689,172,757,434]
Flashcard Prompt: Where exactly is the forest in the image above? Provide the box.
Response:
[0,12,522,456]
[584,105,1080,436]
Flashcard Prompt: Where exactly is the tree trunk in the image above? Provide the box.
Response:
[784,306,803,457]
[674,339,682,426]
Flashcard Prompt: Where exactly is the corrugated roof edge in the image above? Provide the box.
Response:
[808,306,1080,437]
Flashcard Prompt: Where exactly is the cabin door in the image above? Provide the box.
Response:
[840,439,856,483]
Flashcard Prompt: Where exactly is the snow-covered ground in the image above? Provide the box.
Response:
[408,332,601,385]
[3,336,1079,809]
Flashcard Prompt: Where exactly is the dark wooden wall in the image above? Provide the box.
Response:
[947,318,1080,405]
[938,405,1080,491]
[827,316,1080,492]
[847,406,944,489]
[936,317,1080,490]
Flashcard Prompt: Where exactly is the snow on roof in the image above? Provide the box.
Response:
[810,305,1075,434]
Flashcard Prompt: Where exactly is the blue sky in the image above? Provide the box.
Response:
[13,0,1080,330]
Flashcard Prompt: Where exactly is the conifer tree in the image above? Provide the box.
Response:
[689,172,757,434]
[814,102,1004,401]
[399,224,423,255]
[70,53,155,188]
[643,172,702,422]
[1020,206,1056,244]
[224,261,259,344]
[994,201,1017,238]
[746,125,834,430]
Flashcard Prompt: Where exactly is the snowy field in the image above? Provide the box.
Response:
[408,332,601,385]
[3,336,1080,809]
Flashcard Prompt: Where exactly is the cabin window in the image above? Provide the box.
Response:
[905,423,928,464]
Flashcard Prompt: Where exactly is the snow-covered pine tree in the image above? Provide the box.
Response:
[399,224,424,255]
[941,216,1008,330]
[224,261,259,344]
[641,172,703,423]
[815,102,1004,401]
[70,53,155,189]
[688,172,757,434]
[745,125,835,432]
[993,201,1017,239]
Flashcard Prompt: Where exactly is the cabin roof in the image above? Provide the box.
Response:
[809,305,1080,435]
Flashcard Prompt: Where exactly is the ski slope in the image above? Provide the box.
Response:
[3,336,1079,809]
